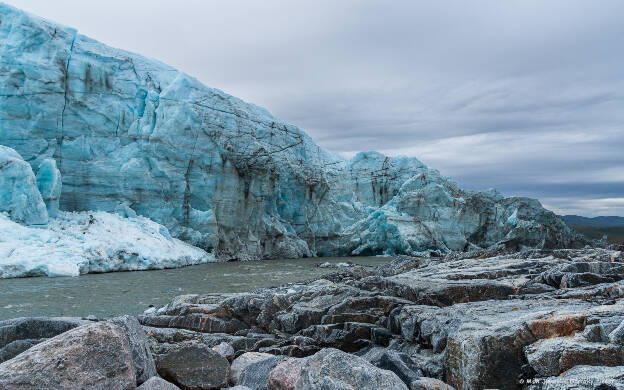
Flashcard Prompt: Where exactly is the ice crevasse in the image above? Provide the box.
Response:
[0,3,587,273]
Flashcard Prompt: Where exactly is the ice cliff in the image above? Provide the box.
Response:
[0,4,586,263]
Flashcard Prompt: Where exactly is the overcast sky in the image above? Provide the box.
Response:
[7,0,624,216]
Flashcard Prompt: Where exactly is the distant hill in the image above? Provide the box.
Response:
[559,215,624,227]
[568,226,624,245]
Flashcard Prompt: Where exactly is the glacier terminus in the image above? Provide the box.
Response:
[0,3,586,277]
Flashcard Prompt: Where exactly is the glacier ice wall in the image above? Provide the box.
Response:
[0,4,587,260]
[36,158,62,217]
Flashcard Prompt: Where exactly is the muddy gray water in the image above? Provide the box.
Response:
[0,256,392,320]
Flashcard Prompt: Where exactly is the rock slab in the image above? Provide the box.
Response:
[295,348,408,390]
[154,342,230,390]
[137,376,182,390]
[230,352,284,390]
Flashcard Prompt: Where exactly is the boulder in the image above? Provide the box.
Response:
[526,365,624,390]
[525,336,624,377]
[609,319,624,345]
[295,348,408,390]
[139,313,248,334]
[0,322,135,389]
[153,342,229,390]
[267,357,305,390]
[0,338,41,362]
[143,325,266,358]
[409,377,456,390]
[0,316,90,362]
[363,349,423,385]
[110,315,158,385]
[0,145,48,225]
[230,352,284,389]
[138,377,181,390]
[212,342,235,360]
[583,316,624,343]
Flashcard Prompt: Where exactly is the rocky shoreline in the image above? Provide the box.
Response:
[1,247,623,389]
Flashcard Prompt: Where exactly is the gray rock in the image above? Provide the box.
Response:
[141,248,624,390]
[525,336,624,377]
[267,357,305,390]
[299,321,380,352]
[400,299,593,390]
[0,322,135,390]
[0,317,91,362]
[224,387,254,390]
[231,352,284,389]
[609,319,624,345]
[212,342,235,361]
[527,365,624,390]
[110,315,158,385]
[583,323,605,342]
[137,376,181,390]
[139,313,248,334]
[295,348,408,390]
[365,349,423,385]
[409,377,456,390]
[154,342,229,390]
[0,338,44,362]
[143,325,265,358]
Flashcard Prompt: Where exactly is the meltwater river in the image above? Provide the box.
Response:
[0,256,391,320]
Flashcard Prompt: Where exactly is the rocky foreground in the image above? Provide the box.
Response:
[1,247,624,389]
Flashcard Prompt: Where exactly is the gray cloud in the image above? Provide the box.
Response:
[6,0,624,216]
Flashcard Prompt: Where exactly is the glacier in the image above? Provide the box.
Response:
[0,3,587,269]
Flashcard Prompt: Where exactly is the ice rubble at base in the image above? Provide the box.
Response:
[0,3,587,269]
[0,211,212,278]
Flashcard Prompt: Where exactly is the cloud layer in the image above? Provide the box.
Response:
[7,0,624,216]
